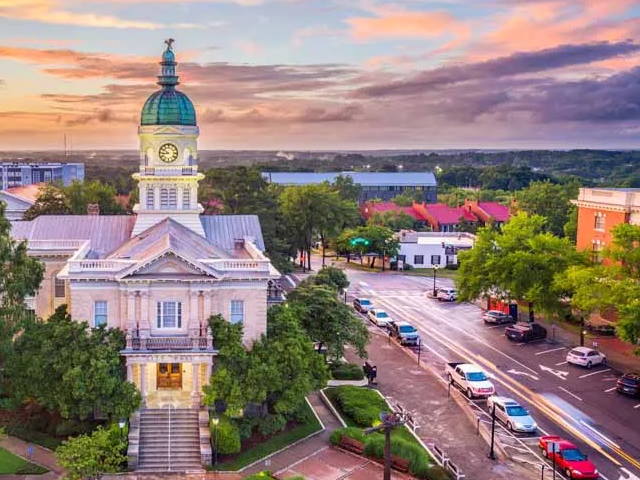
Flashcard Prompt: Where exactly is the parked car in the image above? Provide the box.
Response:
[566,347,607,369]
[486,396,537,433]
[482,310,514,325]
[616,372,640,398]
[387,320,420,346]
[368,309,392,327]
[539,436,599,479]
[353,298,373,313]
[504,322,547,343]
[445,362,495,399]
[437,288,457,302]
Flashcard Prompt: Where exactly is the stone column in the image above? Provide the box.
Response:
[191,363,200,407]
[154,186,160,210]
[203,291,212,332]
[126,358,133,382]
[178,186,184,209]
[128,291,137,330]
[139,291,150,331]
[140,363,147,407]
[204,361,212,387]
[189,290,200,336]
[140,184,147,209]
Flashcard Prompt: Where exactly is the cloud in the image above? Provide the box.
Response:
[355,41,640,98]
[0,0,200,29]
[346,6,470,41]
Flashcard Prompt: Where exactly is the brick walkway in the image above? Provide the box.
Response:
[0,435,62,480]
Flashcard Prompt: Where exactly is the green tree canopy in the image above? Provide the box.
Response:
[8,306,140,420]
[313,266,350,293]
[56,424,126,480]
[456,212,586,320]
[368,211,415,232]
[515,181,579,238]
[287,284,369,359]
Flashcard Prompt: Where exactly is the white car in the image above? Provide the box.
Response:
[566,347,607,369]
[437,288,457,302]
[367,309,392,327]
[487,396,537,433]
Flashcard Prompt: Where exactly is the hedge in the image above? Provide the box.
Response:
[330,362,365,381]
[211,416,241,455]
[331,386,387,427]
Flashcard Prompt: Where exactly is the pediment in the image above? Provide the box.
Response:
[0,192,34,209]
[123,252,216,278]
[154,126,185,135]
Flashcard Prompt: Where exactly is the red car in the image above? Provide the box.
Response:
[539,436,599,479]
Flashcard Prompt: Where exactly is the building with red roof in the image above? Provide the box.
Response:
[413,203,478,232]
[360,201,428,229]
[463,199,511,227]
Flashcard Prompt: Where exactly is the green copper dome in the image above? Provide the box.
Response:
[141,40,197,126]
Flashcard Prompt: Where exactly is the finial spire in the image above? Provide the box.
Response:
[158,39,179,88]
[164,38,175,50]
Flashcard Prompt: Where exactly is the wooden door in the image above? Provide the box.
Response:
[157,363,182,389]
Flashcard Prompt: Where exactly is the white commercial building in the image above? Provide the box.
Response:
[394,231,476,268]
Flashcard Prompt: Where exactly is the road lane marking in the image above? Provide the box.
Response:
[604,387,617,393]
[535,347,566,355]
[507,369,539,381]
[634,404,640,409]
[358,281,369,287]
[285,275,296,287]
[555,361,568,366]
[559,386,582,401]
[579,421,621,449]
[578,368,611,379]
[539,364,569,380]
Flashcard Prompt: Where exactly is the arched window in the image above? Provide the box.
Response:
[145,147,153,165]
[182,187,190,209]
[160,188,168,208]
[146,187,154,209]
[168,188,177,209]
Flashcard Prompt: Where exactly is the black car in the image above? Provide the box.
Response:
[504,322,547,343]
[616,372,640,397]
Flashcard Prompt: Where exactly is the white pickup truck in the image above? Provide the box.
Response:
[446,362,496,399]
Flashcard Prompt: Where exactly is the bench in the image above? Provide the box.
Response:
[339,436,364,454]
[391,455,410,473]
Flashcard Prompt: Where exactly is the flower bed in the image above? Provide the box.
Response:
[324,386,451,480]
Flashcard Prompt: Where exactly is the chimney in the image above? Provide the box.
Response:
[233,238,245,250]
[87,203,100,216]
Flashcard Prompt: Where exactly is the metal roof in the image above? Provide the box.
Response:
[10,215,136,258]
[262,171,437,187]
[200,215,266,252]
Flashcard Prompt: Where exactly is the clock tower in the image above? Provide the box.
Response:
[132,40,205,236]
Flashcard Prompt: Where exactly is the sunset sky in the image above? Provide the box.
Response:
[2,0,640,150]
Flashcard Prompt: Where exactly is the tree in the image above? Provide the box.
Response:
[23,183,70,219]
[368,211,415,232]
[456,215,477,234]
[333,175,361,202]
[335,225,399,269]
[391,191,423,206]
[0,202,44,401]
[313,266,350,293]
[64,181,126,215]
[456,213,585,320]
[515,181,580,238]
[56,424,126,480]
[8,306,140,421]
[287,284,369,359]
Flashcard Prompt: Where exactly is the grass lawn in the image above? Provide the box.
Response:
[0,447,48,475]
[210,402,322,472]
[402,268,459,280]
[323,387,424,451]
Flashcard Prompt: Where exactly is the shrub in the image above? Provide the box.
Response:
[445,264,459,270]
[292,402,313,423]
[330,362,365,381]
[333,386,387,427]
[211,417,241,455]
[257,414,287,437]
[425,465,451,480]
[361,433,433,479]
[235,417,258,440]
[329,427,366,446]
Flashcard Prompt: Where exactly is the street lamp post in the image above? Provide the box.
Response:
[580,317,586,346]
[432,264,440,297]
[118,419,126,442]
[488,403,497,460]
[364,411,412,480]
[211,416,220,466]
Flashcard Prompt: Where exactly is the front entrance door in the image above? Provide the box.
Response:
[157,363,182,390]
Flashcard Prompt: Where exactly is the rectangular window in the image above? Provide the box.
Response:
[230,300,244,324]
[160,188,168,208]
[94,301,108,327]
[168,188,177,209]
[431,255,441,265]
[156,301,182,328]
[54,278,65,298]
[594,215,605,230]
[414,255,424,265]
[146,188,154,209]
[182,188,190,209]
[592,244,602,263]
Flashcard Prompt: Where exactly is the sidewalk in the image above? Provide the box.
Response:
[239,392,342,477]
[344,330,538,480]
[0,435,62,480]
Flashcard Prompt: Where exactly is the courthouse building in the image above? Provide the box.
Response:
[9,41,280,470]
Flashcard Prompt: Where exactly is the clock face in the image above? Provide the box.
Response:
[158,143,179,163]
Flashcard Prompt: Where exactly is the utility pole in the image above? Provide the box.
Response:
[488,403,497,460]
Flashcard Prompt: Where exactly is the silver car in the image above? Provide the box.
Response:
[487,396,537,433]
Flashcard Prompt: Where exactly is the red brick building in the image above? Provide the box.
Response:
[572,188,640,262]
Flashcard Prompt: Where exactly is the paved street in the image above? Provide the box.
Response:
[341,266,640,480]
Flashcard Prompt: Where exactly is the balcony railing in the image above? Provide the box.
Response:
[125,328,214,352]
[67,259,135,273]
[139,166,199,176]
[202,259,271,272]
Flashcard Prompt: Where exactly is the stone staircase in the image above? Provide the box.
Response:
[137,408,202,472]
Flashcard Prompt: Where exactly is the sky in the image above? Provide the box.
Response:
[2,0,640,150]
